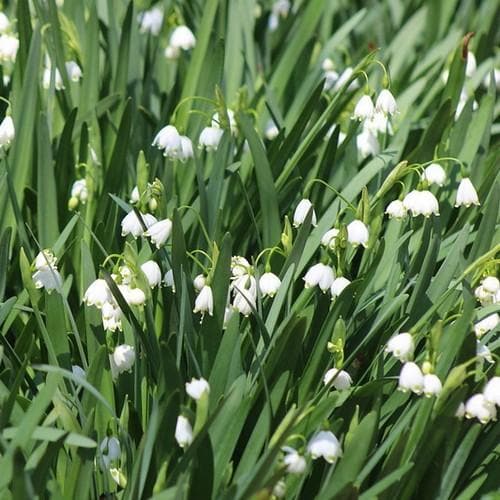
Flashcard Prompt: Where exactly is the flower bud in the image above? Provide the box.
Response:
[321,228,339,249]
[186,377,210,400]
[100,436,121,470]
[175,415,193,448]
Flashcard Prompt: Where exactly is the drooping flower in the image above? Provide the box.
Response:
[152,125,182,158]
[32,268,63,292]
[483,377,500,407]
[282,447,307,474]
[259,272,281,298]
[163,269,175,291]
[212,110,237,135]
[194,285,214,316]
[385,333,414,362]
[474,313,500,338]
[121,211,157,238]
[347,220,369,247]
[477,341,494,364]
[198,126,223,151]
[65,61,82,82]
[398,362,424,394]
[482,276,500,294]
[323,368,352,390]
[145,218,172,248]
[465,393,497,424]
[0,34,19,63]
[193,274,206,292]
[84,279,113,309]
[422,163,446,186]
[303,263,335,292]
[356,129,379,158]
[385,200,407,219]
[185,377,210,400]
[265,120,279,140]
[231,256,251,277]
[101,302,122,332]
[293,199,317,227]
[169,26,196,51]
[138,6,163,35]
[307,431,342,463]
[232,275,257,316]
[375,89,397,116]
[330,277,351,299]
[353,94,374,121]
[141,260,162,288]
[403,190,439,217]
[179,135,194,162]
[321,228,339,249]
[111,344,136,375]
[175,415,193,448]
[455,178,480,207]
[423,374,442,397]
[0,13,10,34]
[0,115,15,149]
[100,436,121,470]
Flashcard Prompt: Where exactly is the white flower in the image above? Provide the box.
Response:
[398,362,424,394]
[334,67,359,92]
[385,200,407,219]
[307,431,342,464]
[363,110,393,135]
[293,199,317,227]
[465,393,497,424]
[375,89,397,116]
[100,436,121,470]
[484,377,500,406]
[163,269,175,291]
[71,364,86,380]
[175,415,193,448]
[0,13,10,33]
[303,263,335,292]
[84,279,113,309]
[265,120,279,140]
[34,249,57,271]
[323,70,339,91]
[145,218,172,248]
[170,25,196,51]
[212,109,237,135]
[273,480,286,498]
[71,179,88,203]
[118,285,146,306]
[465,52,477,77]
[101,302,122,332]
[164,45,180,60]
[141,260,162,288]
[231,256,251,277]
[455,402,466,418]
[232,275,257,316]
[455,178,479,207]
[121,211,157,238]
[194,285,214,316]
[0,34,19,63]
[330,277,351,299]
[385,333,414,362]
[483,68,500,90]
[118,265,133,285]
[353,94,374,121]
[347,220,369,247]
[356,129,379,158]
[403,190,439,217]
[223,306,234,329]
[179,135,194,162]
[422,163,446,186]
[112,344,135,375]
[32,268,62,292]
[474,313,500,338]
[65,61,82,82]
[152,125,182,158]
[323,368,352,390]
[482,277,500,294]
[321,228,339,249]
[138,6,163,36]
[43,66,64,90]
[185,377,210,400]
[477,341,494,364]
[199,126,223,151]
[259,272,281,297]
[282,447,307,474]
[322,58,334,72]
[423,374,442,397]
[129,186,140,204]
[193,274,206,292]
[0,115,15,149]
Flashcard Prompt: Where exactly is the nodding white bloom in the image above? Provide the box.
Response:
[282,447,307,474]
[398,362,424,394]
[363,110,393,135]
[422,163,446,186]
[465,52,477,77]
[212,110,237,135]
[293,199,317,227]
[0,13,10,33]
[232,275,257,316]
[163,269,175,292]
[353,94,374,121]
[71,179,88,204]
[34,249,57,271]
[32,268,63,292]
[484,377,500,406]
[322,58,334,72]
[179,135,194,162]
[72,364,86,380]
[101,302,122,332]
[198,126,223,151]
[268,0,290,31]
[42,66,64,90]
[145,218,172,248]
[100,436,121,470]
[84,279,113,309]
[231,256,251,277]
[356,129,379,158]
[164,45,180,60]
[273,480,286,499]
[323,368,352,390]
[141,260,162,288]
[465,393,497,424]
[121,211,157,238]
[185,377,210,400]
[347,220,369,247]
[386,333,414,362]
[118,265,133,285]
[223,306,234,329]
[474,281,500,307]
[268,13,279,32]
[455,402,466,418]
[323,70,339,91]
[474,313,500,338]
[259,272,281,297]
[477,341,494,364]
[483,68,500,90]
[138,6,163,36]
[111,344,135,375]
[65,61,82,82]
[321,228,340,249]
[175,415,193,448]
[334,67,359,92]
[118,284,146,306]
[303,263,335,292]
[0,34,19,63]
[423,374,442,397]
[193,274,206,292]
[194,285,214,316]
[265,120,279,140]
[129,186,140,204]
[403,190,439,217]
[455,178,479,207]
[307,431,342,464]
[330,277,351,299]
[0,115,15,149]
[385,200,407,219]
[152,125,182,158]
[482,277,500,294]
[375,89,397,116]
[169,25,196,51]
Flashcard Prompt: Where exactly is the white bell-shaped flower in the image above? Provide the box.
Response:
[138,6,164,36]
[111,344,135,375]
[323,70,340,91]
[178,135,194,162]
[353,94,374,121]
[465,52,477,77]
[152,125,182,158]
[118,284,146,306]
[199,126,223,151]
[385,333,414,362]
[84,279,113,309]
[101,302,122,332]
[71,179,88,203]
[212,109,237,135]
[175,415,193,448]
[474,313,499,338]
[232,275,257,316]
[0,34,19,63]
[455,178,479,207]
[482,276,500,294]
[65,61,82,82]
[0,13,10,33]
[303,263,335,292]
[375,89,397,116]
[282,447,307,474]
[477,341,494,364]
[423,374,442,397]
[323,368,352,390]
[194,285,214,316]
[141,260,162,288]
[34,249,57,271]
[330,277,351,299]
[193,274,206,292]
[163,269,175,291]
[356,129,379,158]
[32,268,62,292]
[398,362,424,394]
[121,211,157,238]
[145,218,172,248]
[465,393,497,424]
[100,436,121,470]
[169,25,196,51]
[363,110,393,135]
[455,402,466,418]
[483,377,500,406]
[307,431,342,464]
[293,199,317,227]
[231,256,251,277]
[259,272,281,297]
[385,200,407,219]
[403,190,439,217]
[0,115,15,149]
[347,220,369,247]
[164,45,180,60]
[422,163,446,186]
[185,377,210,400]
[321,228,339,249]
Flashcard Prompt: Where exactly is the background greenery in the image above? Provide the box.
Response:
[0,0,499,498]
